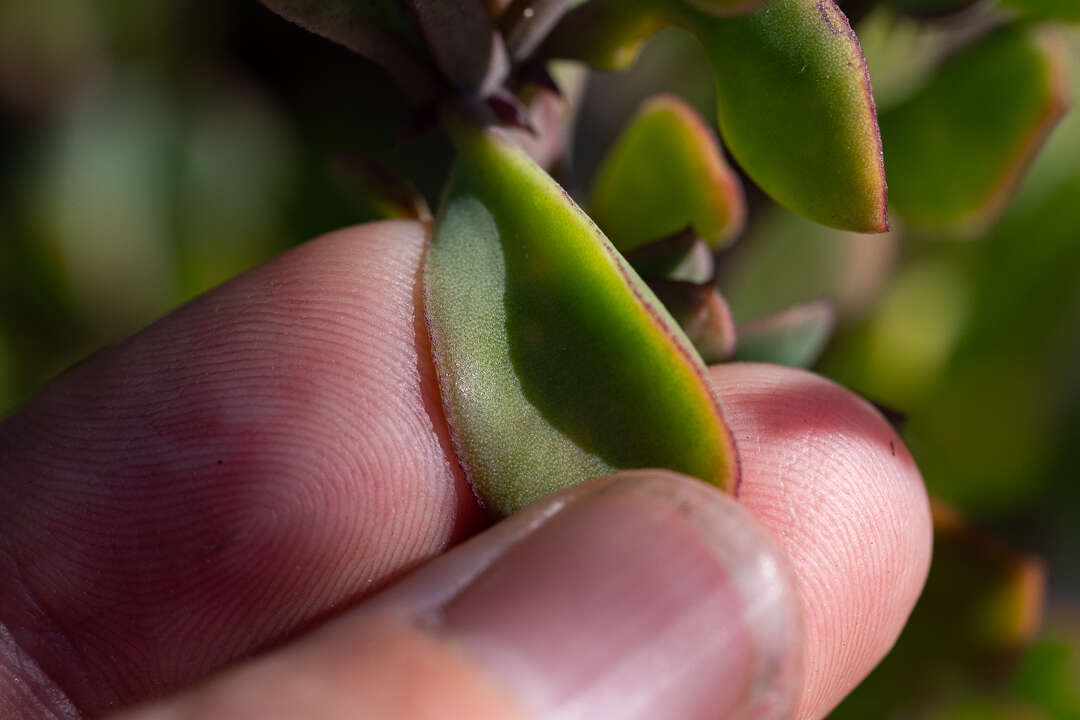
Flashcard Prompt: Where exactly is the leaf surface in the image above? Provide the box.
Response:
[881,24,1070,236]
[688,0,888,232]
[425,120,738,516]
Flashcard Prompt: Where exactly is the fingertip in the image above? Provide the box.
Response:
[121,471,804,720]
[710,363,932,720]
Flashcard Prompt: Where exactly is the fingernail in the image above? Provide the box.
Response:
[379,471,803,720]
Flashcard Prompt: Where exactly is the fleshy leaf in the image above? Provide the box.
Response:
[259,0,442,100]
[881,23,1071,236]
[650,281,738,363]
[545,0,890,232]
[687,0,888,232]
[589,94,745,251]
[425,118,738,516]
[623,227,716,283]
[722,206,898,322]
[735,301,836,368]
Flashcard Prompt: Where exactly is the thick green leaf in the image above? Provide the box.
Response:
[623,228,716,283]
[590,94,745,251]
[687,0,888,232]
[735,301,835,368]
[425,118,738,516]
[545,0,889,232]
[650,280,738,363]
[259,0,442,100]
[881,23,1070,235]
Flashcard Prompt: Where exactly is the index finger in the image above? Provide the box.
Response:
[0,220,484,715]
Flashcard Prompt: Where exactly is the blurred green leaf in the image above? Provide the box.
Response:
[589,94,744,251]
[1011,629,1080,718]
[425,119,738,516]
[175,82,297,300]
[856,6,954,107]
[29,77,178,335]
[723,207,898,323]
[735,301,835,368]
[820,258,970,408]
[881,23,1071,236]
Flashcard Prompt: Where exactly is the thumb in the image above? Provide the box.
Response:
[117,471,802,720]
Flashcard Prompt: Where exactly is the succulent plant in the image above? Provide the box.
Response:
[258,0,1072,525]
[253,4,1076,711]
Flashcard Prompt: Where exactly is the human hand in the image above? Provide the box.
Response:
[0,221,932,720]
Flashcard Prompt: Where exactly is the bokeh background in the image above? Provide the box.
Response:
[1,1,1078,716]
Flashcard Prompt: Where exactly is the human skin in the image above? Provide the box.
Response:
[0,220,932,719]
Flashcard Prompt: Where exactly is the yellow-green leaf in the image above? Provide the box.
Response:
[590,94,745,251]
